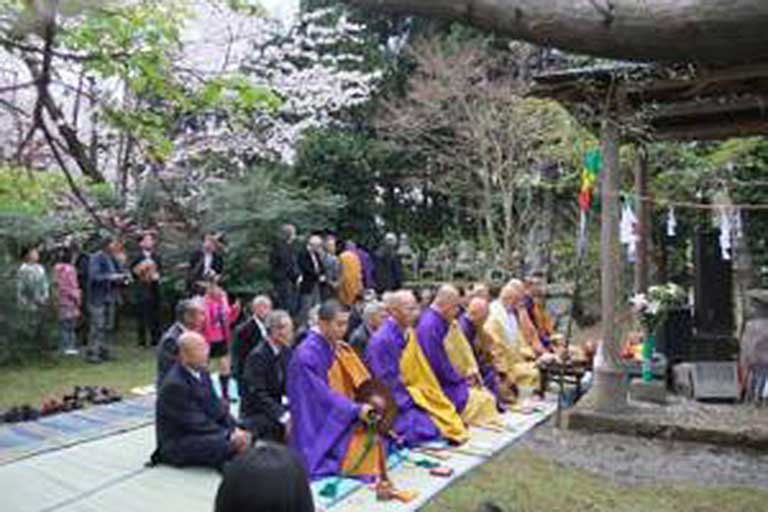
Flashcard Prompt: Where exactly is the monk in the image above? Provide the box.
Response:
[338,242,363,307]
[458,297,504,406]
[366,290,468,446]
[485,280,556,391]
[287,300,384,480]
[524,274,557,351]
[416,285,501,428]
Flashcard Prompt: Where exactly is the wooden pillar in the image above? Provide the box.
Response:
[593,116,628,412]
[634,146,650,294]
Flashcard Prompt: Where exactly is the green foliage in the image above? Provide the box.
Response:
[0,166,67,216]
[205,164,345,292]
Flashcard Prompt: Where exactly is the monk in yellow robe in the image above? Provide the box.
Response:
[485,280,547,391]
[338,242,363,306]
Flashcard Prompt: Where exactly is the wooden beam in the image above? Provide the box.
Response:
[634,146,650,295]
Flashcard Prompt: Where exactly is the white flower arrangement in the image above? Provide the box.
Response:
[629,283,686,333]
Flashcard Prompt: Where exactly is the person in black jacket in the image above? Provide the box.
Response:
[297,234,326,324]
[230,295,272,389]
[240,310,294,443]
[131,233,163,347]
[186,233,224,296]
[269,224,300,316]
[154,331,251,469]
[374,232,403,293]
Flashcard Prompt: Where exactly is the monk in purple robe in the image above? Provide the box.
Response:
[287,301,383,480]
[417,285,502,428]
[366,291,468,446]
[416,285,469,413]
[458,297,502,406]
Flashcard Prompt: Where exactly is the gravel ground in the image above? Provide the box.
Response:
[517,422,768,489]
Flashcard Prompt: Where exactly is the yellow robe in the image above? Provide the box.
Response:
[399,329,469,444]
[485,301,540,389]
[338,251,363,306]
[327,343,385,477]
[444,322,502,428]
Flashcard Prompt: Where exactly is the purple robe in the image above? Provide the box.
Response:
[415,308,469,413]
[287,330,362,480]
[458,314,501,401]
[366,318,441,446]
[355,248,375,290]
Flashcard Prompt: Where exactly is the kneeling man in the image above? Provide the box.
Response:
[287,300,384,480]
[155,332,251,469]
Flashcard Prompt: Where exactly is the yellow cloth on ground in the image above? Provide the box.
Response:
[328,343,385,477]
[338,251,363,306]
[444,322,502,428]
[399,329,468,444]
[485,303,540,389]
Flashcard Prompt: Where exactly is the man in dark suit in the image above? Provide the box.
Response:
[297,234,326,324]
[230,295,272,389]
[131,233,163,347]
[155,331,251,469]
[374,232,403,294]
[240,310,294,443]
[269,224,300,316]
[156,298,206,387]
[186,233,224,296]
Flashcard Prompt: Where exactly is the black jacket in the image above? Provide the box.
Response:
[130,251,162,299]
[155,363,236,468]
[374,246,403,293]
[269,240,300,285]
[240,341,292,429]
[297,248,325,295]
[187,249,224,293]
[156,323,184,387]
[231,317,267,381]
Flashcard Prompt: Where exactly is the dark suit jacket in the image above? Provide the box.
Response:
[155,363,237,468]
[374,247,403,293]
[156,323,184,387]
[240,341,292,431]
[130,251,162,300]
[269,240,299,285]
[187,249,224,293]
[231,317,267,382]
[297,248,325,295]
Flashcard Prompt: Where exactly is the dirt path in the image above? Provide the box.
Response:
[517,422,768,489]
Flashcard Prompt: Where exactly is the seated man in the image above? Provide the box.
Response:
[524,274,558,351]
[367,290,468,446]
[287,300,384,480]
[485,280,553,391]
[231,295,272,388]
[349,300,385,359]
[417,284,501,428]
[458,297,505,407]
[154,332,251,469]
[156,298,206,387]
[240,310,293,442]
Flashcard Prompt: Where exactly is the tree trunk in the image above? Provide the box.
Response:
[592,117,628,412]
[346,0,768,63]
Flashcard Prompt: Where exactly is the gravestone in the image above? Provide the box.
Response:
[674,362,740,400]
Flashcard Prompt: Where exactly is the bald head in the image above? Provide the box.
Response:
[467,297,490,325]
[468,283,491,302]
[386,290,419,328]
[433,284,461,321]
[499,279,525,307]
[178,332,209,370]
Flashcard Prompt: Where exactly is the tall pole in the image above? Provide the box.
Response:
[592,116,627,412]
[635,146,650,294]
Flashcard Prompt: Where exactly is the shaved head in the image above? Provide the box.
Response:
[433,284,461,321]
[499,279,525,307]
[467,297,490,325]
[178,331,209,370]
[386,290,419,328]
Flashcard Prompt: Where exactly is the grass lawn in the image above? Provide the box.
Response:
[421,448,768,512]
[0,331,156,410]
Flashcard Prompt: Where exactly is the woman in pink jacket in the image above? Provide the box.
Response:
[203,283,241,402]
[54,247,81,356]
